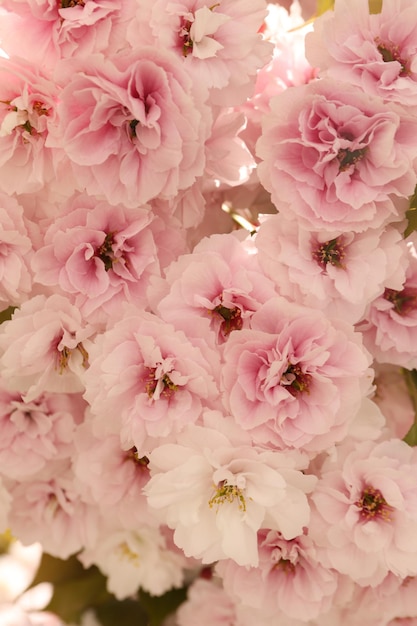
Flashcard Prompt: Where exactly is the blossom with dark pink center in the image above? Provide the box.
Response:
[255,213,407,324]
[305,0,417,106]
[83,310,220,455]
[256,78,417,232]
[222,296,373,453]
[309,438,417,586]
[218,528,338,621]
[52,49,209,207]
[359,236,417,369]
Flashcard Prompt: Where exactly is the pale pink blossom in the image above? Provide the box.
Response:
[8,462,98,559]
[256,78,417,232]
[203,107,255,188]
[255,213,407,324]
[309,438,417,586]
[358,235,417,369]
[0,386,84,480]
[83,310,220,455]
[222,296,373,453]
[157,233,279,346]
[239,1,316,154]
[73,421,154,529]
[218,528,339,621]
[305,0,417,107]
[31,197,161,324]
[52,49,210,207]
[145,423,315,567]
[0,294,94,402]
[0,193,32,306]
[0,56,59,195]
[128,0,273,106]
[176,577,238,626]
[79,525,186,600]
[0,0,131,67]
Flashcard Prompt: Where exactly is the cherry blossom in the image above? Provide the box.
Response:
[83,310,220,455]
[309,438,417,586]
[52,49,210,207]
[128,0,273,105]
[0,56,58,195]
[0,294,94,402]
[255,213,407,323]
[31,196,162,324]
[359,235,417,369]
[222,296,373,453]
[144,423,315,567]
[256,78,417,232]
[218,528,339,621]
[306,0,417,107]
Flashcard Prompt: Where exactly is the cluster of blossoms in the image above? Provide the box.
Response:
[0,0,417,624]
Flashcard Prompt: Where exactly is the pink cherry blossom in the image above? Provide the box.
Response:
[51,49,210,207]
[157,233,279,346]
[176,577,238,626]
[31,196,162,324]
[255,213,407,324]
[8,461,98,559]
[0,56,59,195]
[0,294,94,402]
[0,0,131,67]
[128,0,273,106]
[144,423,315,567]
[239,1,316,154]
[358,235,417,369]
[222,296,373,453]
[73,421,154,530]
[79,525,186,600]
[309,438,417,586]
[218,528,339,621]
[83,310,220,455]
[305,0,417,107]
[256,78,417,232]
[0,385,85,480]
[0,193,33,306]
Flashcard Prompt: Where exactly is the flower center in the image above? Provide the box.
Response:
[336,147,367,172]
[208,479,246,512]
[355,486,392,522]
[143,366,178,400]
[274,558,296,575]
[384,287,417,315]
[281,363,311,395]
[212,304,243,336]
[375,38,410,77]
[96,232,116,271]
[128,118,139,140]
[178,4,225,59]
[125,447,149,469]
[57,342,89,373]
[312,237,346,269]
[180,16,194,57]
[117,541,140,566]
[60,0,85,8]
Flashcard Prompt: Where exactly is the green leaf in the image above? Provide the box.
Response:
[95,599,149,626]
[31,554,111,624]
[402,368,417,446]
[139,588,188,626]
